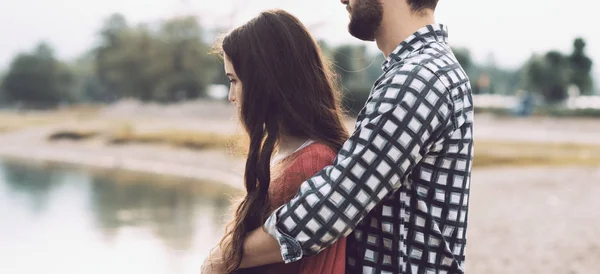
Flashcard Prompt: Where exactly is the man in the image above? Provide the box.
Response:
[203,0,473,273]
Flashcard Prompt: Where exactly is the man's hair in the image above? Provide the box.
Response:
[406,0,439,12]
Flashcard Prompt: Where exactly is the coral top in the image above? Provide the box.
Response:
[252,142,346,274]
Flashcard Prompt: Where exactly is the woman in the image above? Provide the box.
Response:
[211,9,349,274]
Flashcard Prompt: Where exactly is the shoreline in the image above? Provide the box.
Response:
[0,141,245,189]
[1,117,599,189]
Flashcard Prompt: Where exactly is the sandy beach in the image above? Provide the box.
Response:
[468,167,600,273]
[1,100,599,273]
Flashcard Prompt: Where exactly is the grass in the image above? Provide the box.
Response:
[45,127,600,168]
[108,127,246,153]
[43,121,248,152]
[0,105,101,133]
[475,106,600,118]
[0,114,61,132]
[473,107,513,116]
[473,140,600,168]
[48,130,100,141]
[541,108,600,118]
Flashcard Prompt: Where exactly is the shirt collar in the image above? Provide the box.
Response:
[382,24,449,71]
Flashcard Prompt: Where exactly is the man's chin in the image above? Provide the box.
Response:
[348,27,376,41]
[359,36,376,42]
[355,37,376,42]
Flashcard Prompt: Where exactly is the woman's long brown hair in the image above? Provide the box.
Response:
[215,9,349,273]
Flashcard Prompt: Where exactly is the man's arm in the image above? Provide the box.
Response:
[238,226,283,268]
[201,227,282,272]
[234,64,457,267]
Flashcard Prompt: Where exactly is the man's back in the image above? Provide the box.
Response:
[346,24,473,273]
[264,24,473,274]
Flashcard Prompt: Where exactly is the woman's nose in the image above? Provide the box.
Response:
[228,90,236,103]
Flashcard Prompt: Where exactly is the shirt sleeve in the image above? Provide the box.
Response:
[263,64,456,263]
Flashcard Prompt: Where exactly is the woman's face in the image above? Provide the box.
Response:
[224,54,243,109]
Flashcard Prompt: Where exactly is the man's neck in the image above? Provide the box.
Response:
[375,9,436,57]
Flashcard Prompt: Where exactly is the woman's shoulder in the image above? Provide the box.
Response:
[279,142,335,177]
[290,142,337,167]
[296,142,337,159]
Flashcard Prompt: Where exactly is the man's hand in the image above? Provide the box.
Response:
[201,247,227,274]
[237,226,283,268]
[202,227,282,273]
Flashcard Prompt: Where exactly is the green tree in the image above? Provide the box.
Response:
[523,51,570,104]
[95,13,138,99]
[206,28,231,88]
[317,40,334,58]
[148,16,211,101]
[0,42,74,108]
[0,70,6,104]
[206,55,229,87]
[332,45,355,88]
[452,47,473,74]
[569,38,594,95]
[95,14,211,102]
[331,45,376,90]
[330,44,378,115]
[72,52,111,102]
[365,53,386,86]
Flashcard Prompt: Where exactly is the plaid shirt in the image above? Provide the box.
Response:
[264,24,474,274]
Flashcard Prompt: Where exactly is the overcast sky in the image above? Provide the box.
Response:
[1,0,598,83]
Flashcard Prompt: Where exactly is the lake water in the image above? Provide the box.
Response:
[0,158,239,274]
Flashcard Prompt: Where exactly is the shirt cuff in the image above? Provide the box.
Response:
[263,206,304,264]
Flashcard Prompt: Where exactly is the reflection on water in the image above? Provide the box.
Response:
[1,160,66,214]
[0,158,239,274]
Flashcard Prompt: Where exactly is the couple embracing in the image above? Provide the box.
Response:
[204,0,473,273]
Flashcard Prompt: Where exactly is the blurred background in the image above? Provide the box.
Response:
[0,0,599,273]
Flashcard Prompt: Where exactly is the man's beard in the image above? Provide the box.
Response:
[348,0,384,41]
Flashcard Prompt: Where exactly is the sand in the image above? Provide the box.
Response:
[467,167,600,273]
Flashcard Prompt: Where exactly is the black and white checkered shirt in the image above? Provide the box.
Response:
[264,24,474,274]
